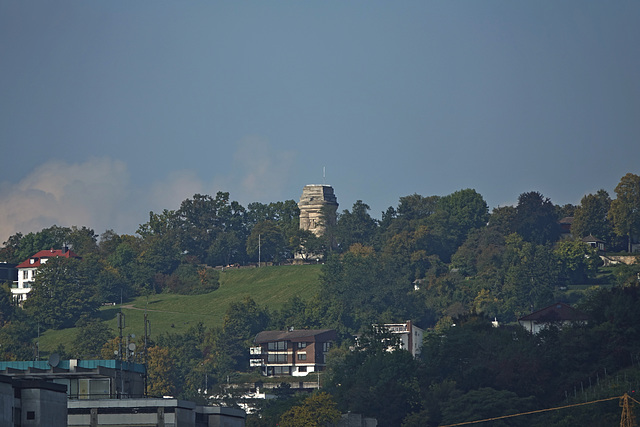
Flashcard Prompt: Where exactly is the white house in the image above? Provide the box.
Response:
[12,247,79,303]
[518,303,589,334]
[378,321,424,358]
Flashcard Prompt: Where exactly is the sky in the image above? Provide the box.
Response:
[1,1,639,243]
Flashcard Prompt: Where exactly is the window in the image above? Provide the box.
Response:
[297,342,307,349]
[322,342,331,352]
[273,366,290,375]
[23,270,28,279]
[27,411,35,420]
[267,354,287,363]
[298,366,307,372]
[297,353,307,361]
[267,341,287,351]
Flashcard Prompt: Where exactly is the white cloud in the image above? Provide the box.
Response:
[0,158,137,243]
[148,170,205,212]
[217,136,296,204]
[148,136,297,212]
[0,138,298,244]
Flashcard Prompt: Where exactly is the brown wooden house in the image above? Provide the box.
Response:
[250,329,337,377]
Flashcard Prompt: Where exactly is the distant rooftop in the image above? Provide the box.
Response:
[0,359,146,374]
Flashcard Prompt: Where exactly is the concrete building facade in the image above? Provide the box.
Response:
[0,360,246,427]
[0,374,68,427]
[67,398,246,427]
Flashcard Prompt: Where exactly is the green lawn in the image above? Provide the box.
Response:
[38,264,322,353]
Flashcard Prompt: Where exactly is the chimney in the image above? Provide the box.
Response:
[62,246,68,254]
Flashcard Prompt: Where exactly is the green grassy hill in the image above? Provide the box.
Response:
[38,264,322,353]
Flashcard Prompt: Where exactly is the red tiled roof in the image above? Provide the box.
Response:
[518,302,589,323]
[255,329,337,344]
[16,248,80,269]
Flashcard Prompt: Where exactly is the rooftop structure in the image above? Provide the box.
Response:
[0,359,145,399]
[0,374,68,427]
[0,360,246,426]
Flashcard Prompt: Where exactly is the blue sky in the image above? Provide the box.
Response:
[1,1,639,242]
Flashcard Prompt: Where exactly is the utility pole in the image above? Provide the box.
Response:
[258,234,261,268]
[144,309,151,397]
[620,393,636,427]
[36,323,40,361]
[117,311,125,398]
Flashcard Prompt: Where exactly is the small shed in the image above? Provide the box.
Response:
[582,235,605,253]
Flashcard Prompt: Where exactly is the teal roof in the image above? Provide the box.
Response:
[0,359,145,374]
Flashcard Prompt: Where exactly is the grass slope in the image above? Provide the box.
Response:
[38,264,322,354]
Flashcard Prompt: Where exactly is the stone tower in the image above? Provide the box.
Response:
[298,184,338,237]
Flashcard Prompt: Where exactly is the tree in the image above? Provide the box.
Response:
[217,297,269,372]
[513,191,559,244]
[488,205,517,235]
[435,189,489,247]
[98,229,123,256]
[289,229,326,261]
[147,345,178,397]
[246,221,287,263]
[0,232,23,263]
[450,227,506,277]
[23,257,100,329]
[154,323,207,399]
[572,189,614,244]
[319,250,415,333]
[0,319,37,360]
[1,225,74,263]
[335,200,379,250]
[106,238,148,297]
[501,234,559,317]
[279,392,341,427]
[246,200,300,260]
[325,330,422,426]
[66,226,99,256]
[206,231,243,266]
[554,240,598,285]
[0,284,15,326]
[427,189,489,261]
[72,319,115,359]
[609,173,640,252]
[396,194,440,223]
[174,192,246,264]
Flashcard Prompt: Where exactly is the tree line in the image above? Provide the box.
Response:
[0,173,639,425]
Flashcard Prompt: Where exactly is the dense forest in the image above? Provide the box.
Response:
[1,172,640,425]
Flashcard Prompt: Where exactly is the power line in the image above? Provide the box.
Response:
[439,395,622,427]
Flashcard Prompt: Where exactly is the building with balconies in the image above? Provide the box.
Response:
[250,329,337,377]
